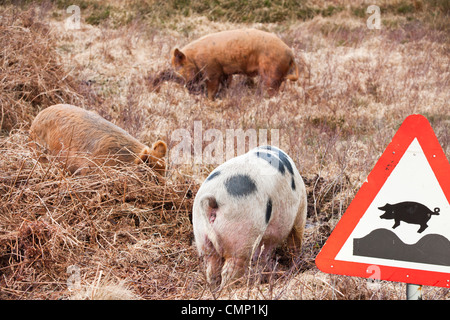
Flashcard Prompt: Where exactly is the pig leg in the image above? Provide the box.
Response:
[287,203,306,254]
[257,243,277,274]
[206,77,220,99]
[205,251,223,288]
[202,237,223,288]
[216,74,232,97]
[287,223,305,254]
[220,256,247,289]
[392,219,401,229]
[417,223,428,233]
[220,74,232,89]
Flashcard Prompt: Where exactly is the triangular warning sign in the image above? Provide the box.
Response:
[315,114,450,288]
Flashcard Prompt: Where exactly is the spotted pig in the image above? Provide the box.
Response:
[29,104,167,175]
[192,146,307,289]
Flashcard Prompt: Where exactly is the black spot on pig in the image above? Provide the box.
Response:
[379,201,440,233]
[265,198,272,223]
[206,170,221,181]
[225,174,257,197]
[260,146,294,175]
[279,153,294,175]
[258,146,297,191]
[259,146,295,174]
[259,145,282,153]
[256,151,285,174]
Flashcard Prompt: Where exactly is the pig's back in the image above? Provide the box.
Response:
[196,145,302,224]
[31,104,144,156]
[183,29,292,57]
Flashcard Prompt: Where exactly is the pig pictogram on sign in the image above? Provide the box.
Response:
[378,201,440,233]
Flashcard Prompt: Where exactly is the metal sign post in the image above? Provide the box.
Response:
[406,284,422,300]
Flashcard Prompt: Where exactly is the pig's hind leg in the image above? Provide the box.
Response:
[202,237,223,289]
[206,76,221,99]
[215,74,232,98]
[220,74,232,89]
[287,224,304,254]
[220,256,247,289]
[287,202,307,254]
[417,223,428,233]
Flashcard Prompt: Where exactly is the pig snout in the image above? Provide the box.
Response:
[378,204,394,219]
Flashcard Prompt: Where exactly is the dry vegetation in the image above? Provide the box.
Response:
[0,0,449,300]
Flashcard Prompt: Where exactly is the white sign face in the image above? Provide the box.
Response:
[335,138,450,273]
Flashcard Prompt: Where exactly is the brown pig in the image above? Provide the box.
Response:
[29,104,167,175]
[171,28,300,99]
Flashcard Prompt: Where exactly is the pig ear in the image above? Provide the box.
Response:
[137,141,166,162]
[173,48,186,66]
[151,140,167,158]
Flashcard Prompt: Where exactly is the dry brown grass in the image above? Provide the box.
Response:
[0,2,449,300]
[0,6,90,133]
[0,128,197,299]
